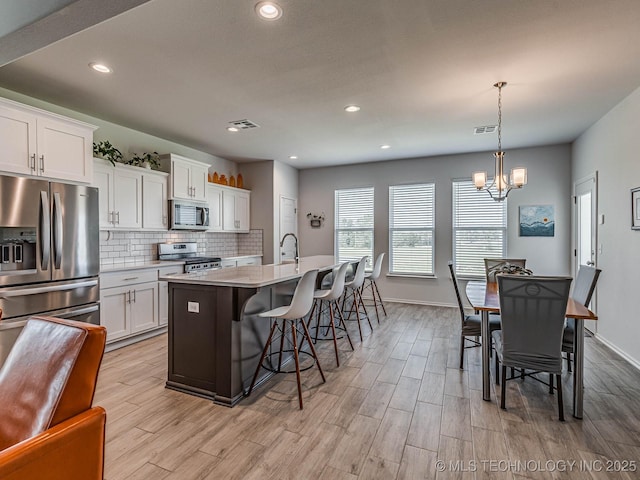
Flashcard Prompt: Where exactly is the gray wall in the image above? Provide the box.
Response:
[572,85,640,367]
[242,160,299,264]
[298,144,572,306]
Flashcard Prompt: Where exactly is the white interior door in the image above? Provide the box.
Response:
[574,173,598,333]
[279,196,297,262]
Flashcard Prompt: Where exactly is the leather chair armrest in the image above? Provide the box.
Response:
[0,407,106,480]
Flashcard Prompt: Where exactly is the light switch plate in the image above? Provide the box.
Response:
[187,301,200,313]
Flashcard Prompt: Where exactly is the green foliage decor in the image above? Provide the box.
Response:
[93,140,123,166]
[128,151,160,169]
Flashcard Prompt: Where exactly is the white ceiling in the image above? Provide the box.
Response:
[1,0,640,169]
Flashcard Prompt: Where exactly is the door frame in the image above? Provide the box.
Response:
[278,195,298,262]
[572,172,598,332]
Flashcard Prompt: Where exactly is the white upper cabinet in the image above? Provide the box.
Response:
[222,186,251,232]
[160,153,208,202]
[206,184,223,231]
[142,170,169,230]
[0,97,96,183]
[93,159,143,230]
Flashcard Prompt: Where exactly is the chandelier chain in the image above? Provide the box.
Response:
[497,83,502,152]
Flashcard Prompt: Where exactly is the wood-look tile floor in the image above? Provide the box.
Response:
[94,303,640,479]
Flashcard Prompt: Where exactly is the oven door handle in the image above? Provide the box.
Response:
[0,279,98,298]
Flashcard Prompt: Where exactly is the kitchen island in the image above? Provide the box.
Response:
[159,255,340,406]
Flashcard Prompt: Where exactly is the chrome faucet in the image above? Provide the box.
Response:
[280,232,299,264]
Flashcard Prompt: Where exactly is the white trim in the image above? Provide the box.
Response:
[105,327,167,352]
[593,333,640,371]
[384,297,457,308]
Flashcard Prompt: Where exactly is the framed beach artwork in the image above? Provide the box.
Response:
[632,187,640,230]
[519,205,555,237]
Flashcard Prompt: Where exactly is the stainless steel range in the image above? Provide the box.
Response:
[158,242,221,273]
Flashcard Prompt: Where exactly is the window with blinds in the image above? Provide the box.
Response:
[335,187,374,264]
[452,179,507,277]
[389,183,435,275]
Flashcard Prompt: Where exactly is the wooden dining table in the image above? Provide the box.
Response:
[465,280,598,419]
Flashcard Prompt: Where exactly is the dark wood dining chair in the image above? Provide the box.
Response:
[493,275,572,421]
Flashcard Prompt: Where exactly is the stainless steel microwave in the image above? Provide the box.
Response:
[170,199,209,230]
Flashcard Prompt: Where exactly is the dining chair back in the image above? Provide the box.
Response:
[448,261,501,369]
[494,275,572,420]
[484,258,527,282]
[563,265,601,368]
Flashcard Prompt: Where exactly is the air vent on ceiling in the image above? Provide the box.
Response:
[228,119,260,130]
[474,125,497,135]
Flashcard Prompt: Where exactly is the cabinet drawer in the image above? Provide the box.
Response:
[158,265,183,277]
[100,269,157,289]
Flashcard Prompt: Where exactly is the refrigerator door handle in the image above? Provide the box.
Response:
[40,191,50,270]
[58,304,100,319]
[53,192,63,269]
[0,279,99,298]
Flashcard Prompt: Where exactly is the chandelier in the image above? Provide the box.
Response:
[472,82,527,201]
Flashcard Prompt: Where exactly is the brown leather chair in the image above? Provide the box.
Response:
[0,315,107,480]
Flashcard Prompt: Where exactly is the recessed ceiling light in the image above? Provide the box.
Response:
[344,105,361,113]
[255,2,283,20]
[227,126,239,132]
[89,62,112,74]
[289,155,298,160]
[380,144,391,149]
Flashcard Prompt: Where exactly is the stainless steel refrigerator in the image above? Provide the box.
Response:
[0,175,100,365]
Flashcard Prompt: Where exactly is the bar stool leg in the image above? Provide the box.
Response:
[290,320,304,409]
[356,288,373,331]
[277,321,286,372]
[249,320,279,395]
[299,318,326,383]
[328,303,340,367]
[334,300,354,350]
[350,292,364,341]
[368,280,381,324]
[373,280,387,316]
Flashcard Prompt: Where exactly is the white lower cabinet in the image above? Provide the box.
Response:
[100,269,159,343]
[158,265,183,326]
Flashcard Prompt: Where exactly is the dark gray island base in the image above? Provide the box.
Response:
[162,256,339,407]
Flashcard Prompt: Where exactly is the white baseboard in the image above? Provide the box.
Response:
[105,326,167,352]
[383,297,456,308]
[593,333,640,371]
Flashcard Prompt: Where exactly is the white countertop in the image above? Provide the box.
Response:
[159,255,339,288]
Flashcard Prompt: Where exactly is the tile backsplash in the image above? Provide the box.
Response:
[99,229,262,268]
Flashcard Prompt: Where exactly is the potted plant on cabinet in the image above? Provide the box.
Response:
[93,141,123,166]
[128,151,160,169]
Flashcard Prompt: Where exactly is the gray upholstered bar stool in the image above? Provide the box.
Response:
[363,252,387,323]
[342,256,372,342]
[248,269,325,409]
[307,262,354,367]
